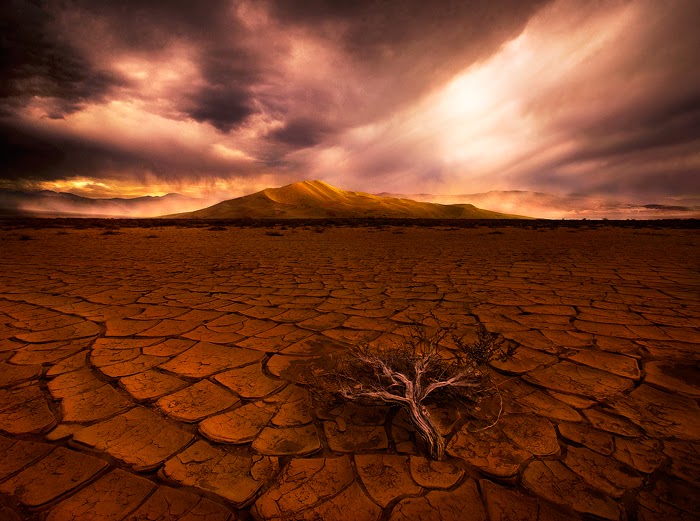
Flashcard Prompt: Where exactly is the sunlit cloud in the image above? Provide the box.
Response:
[308,0,699,200]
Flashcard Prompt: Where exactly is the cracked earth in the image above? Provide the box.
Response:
[0,224,698,520]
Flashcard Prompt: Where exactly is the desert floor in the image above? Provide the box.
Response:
[0,223,698,520]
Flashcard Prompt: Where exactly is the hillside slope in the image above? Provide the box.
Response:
[165,180,529,219]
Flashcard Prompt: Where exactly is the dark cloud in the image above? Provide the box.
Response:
[0,119,255,183]
[269,118,328,148]
[517,131,700,200]
[562,97,700,166]
[267,0,550,118]
[535,164,700,201]
[187,86,254,132]
[590,169,700,199]
[0,120,144,182]
[186,44,262,131]
[268,0,548,60]
[0,0,123,116]
[66,0,262,131]
[0,0,262,130]
[68,0,237,51]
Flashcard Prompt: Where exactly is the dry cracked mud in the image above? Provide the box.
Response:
[0,223,698,520]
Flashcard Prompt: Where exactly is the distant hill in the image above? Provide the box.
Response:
[0,190,203,217]
[164,180,530,219]
[377,190,700,220]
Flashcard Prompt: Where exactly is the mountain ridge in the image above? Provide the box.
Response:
[0,189,201,217]
[4,181,694,219]
[164,180,529,219]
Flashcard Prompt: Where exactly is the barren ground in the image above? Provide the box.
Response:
[0,223,698,520]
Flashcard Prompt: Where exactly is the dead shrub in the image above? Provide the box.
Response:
[313,314,516,460]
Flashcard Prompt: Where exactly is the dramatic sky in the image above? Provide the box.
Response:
[1,0,699,202]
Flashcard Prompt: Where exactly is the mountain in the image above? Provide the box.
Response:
[164,180,530,219]
[0,190,204,217]
[376,190,700,220]
[4,182,695,219]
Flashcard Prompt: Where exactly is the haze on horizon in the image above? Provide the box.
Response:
[1,0,698,212]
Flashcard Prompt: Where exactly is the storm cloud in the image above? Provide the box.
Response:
[0,0,697,204]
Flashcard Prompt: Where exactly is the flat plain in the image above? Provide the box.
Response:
[0,222,698,520]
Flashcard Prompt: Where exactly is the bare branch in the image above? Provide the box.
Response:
[312,312,518,460]
[421,374,484,400]
[468,378,505,433]
[347,389,410,405]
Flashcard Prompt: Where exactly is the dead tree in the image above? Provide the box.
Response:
[317,317,515,460]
